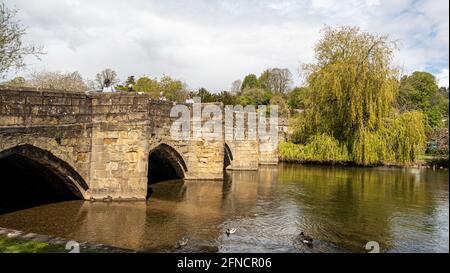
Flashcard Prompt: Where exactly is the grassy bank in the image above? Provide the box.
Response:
[0,227,133,253]
[0,234,67,253]
[421,155,449,168]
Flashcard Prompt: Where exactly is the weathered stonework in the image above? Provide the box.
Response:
[0,87,282,200]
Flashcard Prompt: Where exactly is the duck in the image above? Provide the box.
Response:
[225,228,237,237]
[102,195,113,202]
[175,236,189,249]
[297,232,313,246]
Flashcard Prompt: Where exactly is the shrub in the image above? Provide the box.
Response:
[279,134,350,164]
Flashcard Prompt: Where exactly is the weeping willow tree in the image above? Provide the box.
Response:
[294,26,426,165]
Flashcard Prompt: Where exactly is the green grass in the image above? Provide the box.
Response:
[0,234,68,253]
[421,155,449,168]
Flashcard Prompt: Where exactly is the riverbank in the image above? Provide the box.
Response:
[278,142,448,169]
[0,227,133,253]
[279,157,448,169]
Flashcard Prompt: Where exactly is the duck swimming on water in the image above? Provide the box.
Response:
[226,228,237,237]
[297,232,313,246]
[175,236,189,249]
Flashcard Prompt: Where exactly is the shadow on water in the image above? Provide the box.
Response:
[0,164,448,253]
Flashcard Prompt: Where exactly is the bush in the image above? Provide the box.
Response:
[279,134,350,164]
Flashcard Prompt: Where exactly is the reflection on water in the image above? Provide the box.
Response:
[0,164,448,253]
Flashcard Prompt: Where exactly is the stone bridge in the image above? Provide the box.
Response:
[0,87,281,208]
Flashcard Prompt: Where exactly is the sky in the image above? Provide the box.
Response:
[4,0,449,91]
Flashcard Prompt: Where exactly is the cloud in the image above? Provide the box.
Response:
[436,68,449,87]
[4,0,449,91]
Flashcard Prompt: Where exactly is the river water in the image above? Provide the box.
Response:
[0,164,448,253]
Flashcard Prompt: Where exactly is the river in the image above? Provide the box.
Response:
[0,164,448,253]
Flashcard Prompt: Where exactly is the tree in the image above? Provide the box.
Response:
[95,68,118,88]
[298,26,425,165]
[27,70,88,92]
[216,91,238,105]
[159,75,188,102]
[258,69,271,91]
[397,72,438,110]
[2,76,26,87]
[269,94,289,118]
[0,3,44,79]
[287,87,308,109]
[134,76,159,98]
[397,71,447,129]
[435,87,449,118]
[125,75,136,86]
[267,68,292,93]
[195,88,216,103]
[239,88,271,106]
[115,75,137,91]
[241,74,258,91]
[230,80,242,95]
[303,26,398,143]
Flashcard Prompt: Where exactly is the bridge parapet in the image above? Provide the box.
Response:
[0,87,91,126]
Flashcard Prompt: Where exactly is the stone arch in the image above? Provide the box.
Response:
[0,136,83,177]
[147,143,188,184]
[0,144,88,213]
[224,142,233,169]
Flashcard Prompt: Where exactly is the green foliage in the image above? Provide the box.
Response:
[289,113,314,144]
[159,75,187,102]
[132,75,188,101]
[258,69,271,91]
[125,76,136,86]
[195,88,216,102]
[269,94,289,118]
[352,111,426,165]
[241,74,259,90]
[398,72,438,109]
[239,87,272,106]
[284,26,427,166]
[424,107,443,129]
[285,111,425,165]
[0,235,66,253]
[279,134,350,163]
[287,87,308,109]
[433,88,449,117]
[2,76,26,87]
[216,91,238,105]
[303,26,398,143]
[351,128,386,165]
[397,71,447,130]
[134,76,159,98]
